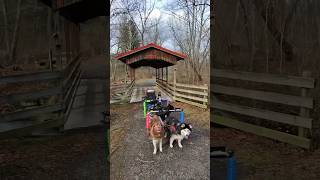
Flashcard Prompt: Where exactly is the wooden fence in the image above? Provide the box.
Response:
[0,55,82,137]
[211,68,315,149]
[156,68,208,108]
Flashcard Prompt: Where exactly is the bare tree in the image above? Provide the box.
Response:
[1,0,9,64]
[121,0,156,44]
[149,16,163,45]
[10,0,22,64]
[253,0,301,65]
[1,0,22,65]
[168,0,210,83]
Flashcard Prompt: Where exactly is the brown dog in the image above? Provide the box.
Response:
[149,115,165,154]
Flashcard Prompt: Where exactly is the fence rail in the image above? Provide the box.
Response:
[212,68,315,88]
[0,55,82,136]
[125,80,135,97]
[156,68,208,108]
[211,68,315,149]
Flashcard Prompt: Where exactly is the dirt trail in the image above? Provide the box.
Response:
[111,103,210,179]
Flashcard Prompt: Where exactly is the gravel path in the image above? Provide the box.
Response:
[114,103,210,179]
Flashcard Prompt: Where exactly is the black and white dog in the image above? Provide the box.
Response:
[169,123,193,148]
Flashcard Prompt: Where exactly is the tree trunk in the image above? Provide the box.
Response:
[1,0,9,65]
[9,0,22,65]
[265,0,270,73]
[253,0,300,62]
[250,2,256,72]
[47,7,52,51]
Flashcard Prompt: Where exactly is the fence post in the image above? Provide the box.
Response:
[203,84,207,107]
[173,68,176,100]
[299,71,312,137]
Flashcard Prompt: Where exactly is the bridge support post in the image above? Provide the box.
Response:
[125,65,127,84]
[162,68,164,81]
[166,67,168,82]
[173,68,176,100]
[133,68,135,81]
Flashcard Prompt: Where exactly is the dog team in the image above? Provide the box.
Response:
[148,114,193,155]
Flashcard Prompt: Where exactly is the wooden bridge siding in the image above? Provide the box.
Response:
[0,55,81,135]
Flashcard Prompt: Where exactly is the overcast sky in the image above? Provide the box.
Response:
[110,0,210,53]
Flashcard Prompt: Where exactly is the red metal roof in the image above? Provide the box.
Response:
[113,43,187,60]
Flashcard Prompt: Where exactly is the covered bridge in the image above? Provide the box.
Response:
[113,43,187,81]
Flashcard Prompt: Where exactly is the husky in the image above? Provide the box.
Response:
[169,123,192,148]
[149,115,165,154]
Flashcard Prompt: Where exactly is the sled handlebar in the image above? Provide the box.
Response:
[149,109,183,113]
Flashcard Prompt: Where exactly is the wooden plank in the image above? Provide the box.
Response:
[1,104,62,122]
[212,85,313,108]
[64,72,82,123]
[176,82,208,90]
[0,87,61,104]
[62,59,81,87]
[157,84,170,97]
[156,85,173,101]
[166,84,174,91]
[176,87,207,96]
[159,83,172,92]
[62,65,80,95]
[213,100,312,128]
[157,82,172,95]
[63,53,80,72]
[158,83,173,97]
[63,70,82,103]
[213,115,311,149]
[212,68,315,88]
[159,81,174,91]
[162,83,173,96]
[174,97,207,108]
[175,92,208,103]
[125,80,135,96]
[0,71,61,84]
